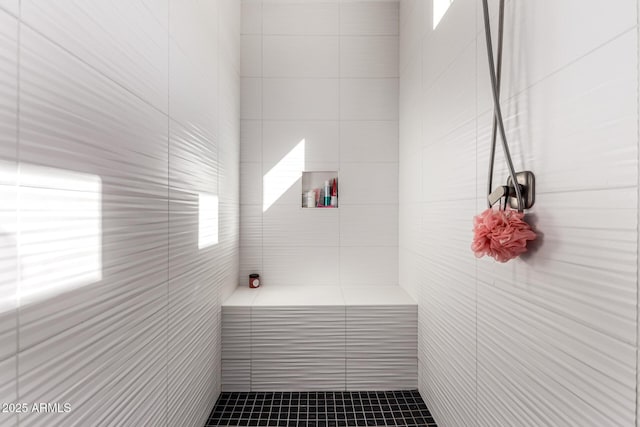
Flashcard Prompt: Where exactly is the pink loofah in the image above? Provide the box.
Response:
[472,208,537,262]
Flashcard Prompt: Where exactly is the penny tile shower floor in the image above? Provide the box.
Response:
[205,390,438,427]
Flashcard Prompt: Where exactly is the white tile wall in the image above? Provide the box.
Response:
[340,78,399,120]
[241,35,262,78]
[339,162,398,205]
[340,246,399,286]
[340,121,398,162]
[262,78,340,120]
[399,0,640,426]
[262,1,340,36]
[340,1,399,36]
[0,2,240,427]
[339,205,398,247]
[240,77,262,119]
[240,0,399,289]
[340,36,399,78]
[262,246,340,287]
[263,36,339,78]
[262,120,340,165]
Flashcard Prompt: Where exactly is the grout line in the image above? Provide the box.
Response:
[165,2,170,425]
[15,7,21,425]
[474,0,479,423]
[259,0,264,299]
[635,1,639,425]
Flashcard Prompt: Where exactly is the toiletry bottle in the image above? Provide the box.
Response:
[306,190,316,208]
[330,178,338,207]
[323,180,331,207]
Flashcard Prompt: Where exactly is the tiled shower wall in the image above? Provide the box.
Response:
[399,0,639,426]
[239,0,400,288]
[0,1,239,426]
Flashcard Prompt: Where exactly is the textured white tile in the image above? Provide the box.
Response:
[240,245,263,285]
[22,0,169,112]
[169,30,218,140]
[263,1,339,35]
[169,119,218,192]
[19,25,169,304]
[339,162,398,205]
[263,36,339,78]
[240,120,262,163]
[10,1,239,426]
[421,0,476,89]
[241,35,262,77]
[479,31,638,196]
[167,271,220,427]
[252,358,345,391]
[263,203,339,246]
[222,360,250,392]
[398,1,640,424]
[262,246,339,286]
[340,205,398,246]
[340,121,398,162]
[340,79,398,120]
[263,120,339,165]
[240,203,263,247]
[0,0,17,16]
[340,246,398,286]
[340,36,398,78]
[423,41,476,146]
[222,306,251,360]
[346,305,417,358]
[251,306,345,358]
[0,16,17,406]
[263,78,339,120]
[241,77,262,119]
[422,121,476,202]
[19,283,168,427]
[0,10,16,163]
[477,281,635,426]
[399,0,426,73]
[0,354,16,427]
[340,1,399,35]
[240,162,263,206]
[241,0,262,35]
[346,358,417,390]
[482,1,637,106]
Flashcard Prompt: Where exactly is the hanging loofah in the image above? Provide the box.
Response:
[472,208,537,262]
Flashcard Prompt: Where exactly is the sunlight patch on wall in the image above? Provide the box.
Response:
[263,139,305,212]
[11,164,102,306]
[433,0,453,29]
[199,193,219,248]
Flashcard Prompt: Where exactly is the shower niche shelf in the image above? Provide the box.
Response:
[301,170,338,209]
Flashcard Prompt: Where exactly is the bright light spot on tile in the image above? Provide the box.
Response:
[263,139,305,212]
[0,164,102,306]
[199,193,219,248]
[433,0,454,29]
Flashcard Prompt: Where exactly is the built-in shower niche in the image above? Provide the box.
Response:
[301,171,338,208]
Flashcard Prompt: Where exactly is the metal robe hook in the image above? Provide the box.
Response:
[487,171,535,210]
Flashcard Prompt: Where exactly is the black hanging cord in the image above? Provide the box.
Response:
[482,0,524,212]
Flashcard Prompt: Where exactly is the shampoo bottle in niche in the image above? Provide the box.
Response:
[330,178,338,207]
[323,180,331,207]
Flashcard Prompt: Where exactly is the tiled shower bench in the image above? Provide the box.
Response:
[221,286,418,392]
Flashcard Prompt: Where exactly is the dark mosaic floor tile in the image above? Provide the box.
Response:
[206,390,437,427]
